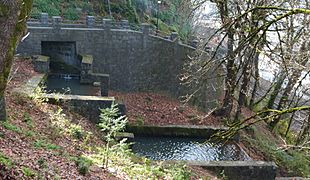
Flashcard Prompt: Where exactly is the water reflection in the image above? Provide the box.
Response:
[45,75,99,96]
[132,136,249,161]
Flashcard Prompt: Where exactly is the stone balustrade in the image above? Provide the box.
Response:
[27,13,199,48]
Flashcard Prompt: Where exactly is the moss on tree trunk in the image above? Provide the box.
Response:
[0,0,32,120]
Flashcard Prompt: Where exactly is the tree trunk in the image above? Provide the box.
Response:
[270,42,308,129]
[213,31,236,118]
[249,44,262,109]
[296,113,310,145]
[212,0,236,119]
[267,71,286,110]
[0,0,32,120]
[235,59,251,120]
[107,0,112,18]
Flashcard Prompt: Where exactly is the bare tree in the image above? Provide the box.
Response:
[186,0,310,124]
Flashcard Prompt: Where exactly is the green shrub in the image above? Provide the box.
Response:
[0,131,4,138]
[80,2,94,13]
[33,139,61,150]
[68,124,84,140]
[86,140,193,179]
[32,0,61,17]
[75,156,93,175]
[110,0,139,23]
[30,7,41,18]
[274,119,295,144]
[64,7,80,20]
[169,164,192,180]
[135,116,144,126]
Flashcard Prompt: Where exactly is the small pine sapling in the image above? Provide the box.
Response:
[98,103,127,168]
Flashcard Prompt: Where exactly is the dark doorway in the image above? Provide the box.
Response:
[41,41,80,74]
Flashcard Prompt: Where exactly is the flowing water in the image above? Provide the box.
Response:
[132,136,250,161]
[45,75,100,96]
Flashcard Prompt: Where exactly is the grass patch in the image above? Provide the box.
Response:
[37,158,48,169]
[21,166,37,177]
[274,119,296,144]
[23,112,33,129]
[33,139,61,151]
[1,119,36,137]
[1,121,22,134]
[0,152,13,168]
[25,130,35,137]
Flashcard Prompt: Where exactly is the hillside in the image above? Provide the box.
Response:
[31,0,137,22]
[0,57,217,179]
[1,1,309,179]
[30,0,192,39]
[1,56,308,178]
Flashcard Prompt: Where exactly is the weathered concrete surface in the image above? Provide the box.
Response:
[187,161,277,180]
[80,54,93,84]
[32,55,50,73]
[276,177,304,180]
[79,54,110,96]
[42,93,115,101]
[115,132,134,141]
[126,125,229,138]
[44,93,116,123]
[18,25,223,111]
[13,74,45,95]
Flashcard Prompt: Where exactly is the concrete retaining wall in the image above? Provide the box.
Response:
[44,93,124,123]
[12,73,124,123]
[126,125,229,138]
[188,161,277,180]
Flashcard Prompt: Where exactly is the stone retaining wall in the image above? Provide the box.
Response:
[18,19,224,111]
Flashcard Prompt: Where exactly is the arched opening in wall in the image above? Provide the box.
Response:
[41,41,80,74]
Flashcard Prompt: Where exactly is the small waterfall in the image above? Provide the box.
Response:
[63,74,72,80]
[55,73,79,80]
